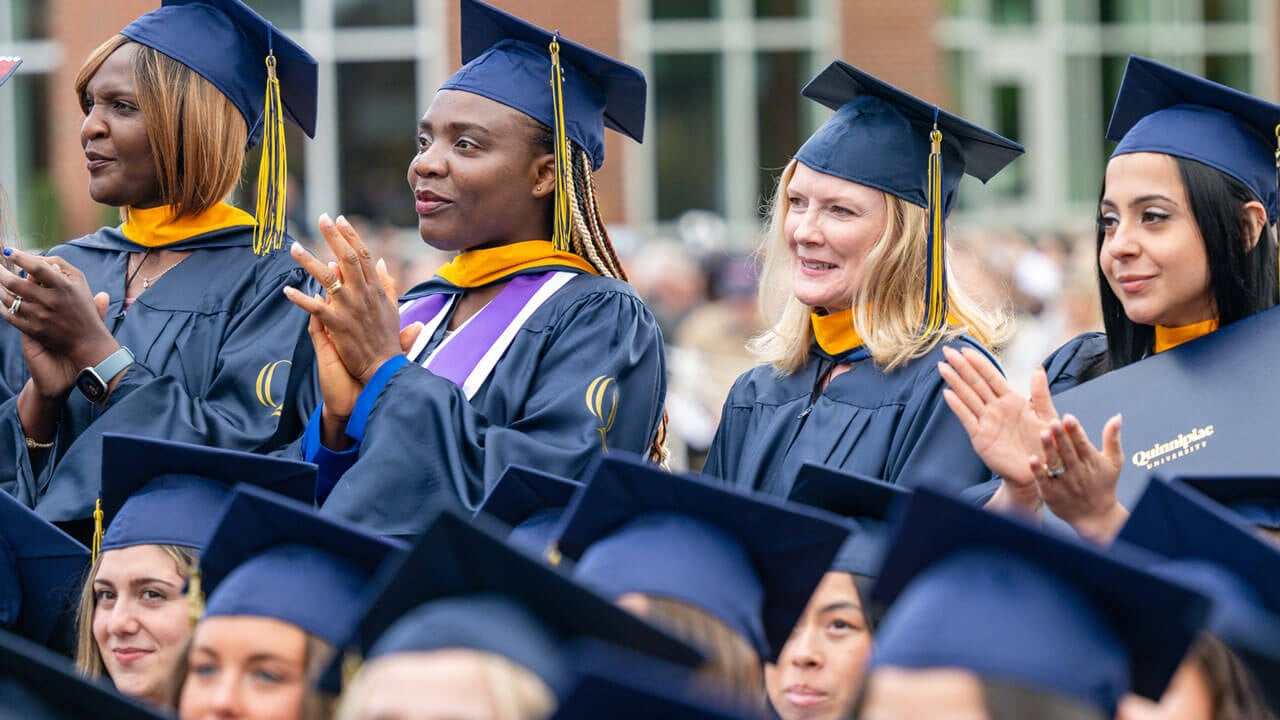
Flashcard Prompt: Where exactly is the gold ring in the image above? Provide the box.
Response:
[1046,465,1066,479]
[327,280,344,295]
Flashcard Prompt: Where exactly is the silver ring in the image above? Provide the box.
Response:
[6,295,20,316]
[1046,465,1066,479]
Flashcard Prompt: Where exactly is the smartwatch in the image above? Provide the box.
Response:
[75,346,135,403]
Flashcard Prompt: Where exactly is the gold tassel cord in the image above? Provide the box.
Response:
[1273,123,1278,291]
[549,36,572,252]
[91,498,103,565]
[922,123,947,334]
[187,564,205,629]
[253,52,288,256]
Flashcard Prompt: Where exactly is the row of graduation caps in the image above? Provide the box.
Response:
[3,430,1279,717]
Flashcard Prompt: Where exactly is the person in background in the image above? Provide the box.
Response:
[177,486,402,720]
[703,60,1022,500]
[0,0,320,544]
[553,453,849,707]
[940,55,1279,540]
[75,434,314,710]
[282,0,667,538]
[766,464,907,720]
[328,503,702,720]
[856,488,1210,720]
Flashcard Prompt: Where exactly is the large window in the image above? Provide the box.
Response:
[938,0,1277,231]
[624,0,837,245]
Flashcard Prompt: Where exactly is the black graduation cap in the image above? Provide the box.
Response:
[1117,478,1280,711]
[0,57,19,88]
[553,453,850,662]
[198,485,405,647]
[441,0,646,171]
[786,463,909,577]
[474,464,583,556]
[97,433,316,555]
[322,503,703,695]
[1107,55,1280,221]
[0,627,168,720]
[119,0,317,142]
[0,493,88,649]
[1174,474,1280,530]
[869,488,1210,715]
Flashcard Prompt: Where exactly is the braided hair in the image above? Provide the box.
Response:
[528,119,669,465]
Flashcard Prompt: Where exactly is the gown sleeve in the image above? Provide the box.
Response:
[3,265,318,516]
[313,287,667,537]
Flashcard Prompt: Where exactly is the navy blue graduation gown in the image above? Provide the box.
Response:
[0,226,319,522]
[1041,331,1110,394]
[703,336,996,500]
[298,272,666,537]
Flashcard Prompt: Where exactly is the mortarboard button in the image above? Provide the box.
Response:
[553,453,850,662]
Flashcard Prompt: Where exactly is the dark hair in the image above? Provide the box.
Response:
[1189,633,1276,720]
[1097,155,1279,369]
[847,673,1108,719]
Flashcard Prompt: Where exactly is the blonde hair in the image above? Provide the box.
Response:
[168,631,337,718]
[334,649,556,720]
[74,35,248,220]
[642,595,764,709]
[748,159,1010,374]
[75,544,199,679]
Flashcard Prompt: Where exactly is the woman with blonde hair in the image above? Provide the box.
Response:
[75,434,313,710]
[0,0,318,544]
[703,60,1022,499]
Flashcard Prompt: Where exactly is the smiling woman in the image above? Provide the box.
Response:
[703,60,1022,498]
[279,0,668,537]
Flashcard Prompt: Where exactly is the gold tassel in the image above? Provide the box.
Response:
[91,498,104,566]
[253,51,288,256]
[545,542,563,567]
[342,649,363,691]
[922,122,947,335]
[549,36,572,253]
[187,564,205,629]
[1273,123,1278,291]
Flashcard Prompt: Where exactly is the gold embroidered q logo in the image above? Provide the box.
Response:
[255,360,291,418]
[585,375,619,451]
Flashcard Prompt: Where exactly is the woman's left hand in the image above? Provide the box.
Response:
[284,214,403,385]
[0,250,119,369]
[1034,413,1129,544]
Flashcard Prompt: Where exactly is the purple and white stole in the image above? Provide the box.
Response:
[398,271,576,399]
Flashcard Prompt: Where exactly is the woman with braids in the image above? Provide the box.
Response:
[283,0,666,537]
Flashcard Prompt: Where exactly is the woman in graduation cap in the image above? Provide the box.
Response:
[940,55,1280,541]
[280,0,666,537]
[175,486,402,720]
[765,465,906,720]
[74,435,315,710]
[0,0,320,544]
[552,454,850,708]
[702,60,1022,500]
[329,501,702,720]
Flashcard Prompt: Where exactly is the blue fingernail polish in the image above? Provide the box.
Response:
[2,248,10,257]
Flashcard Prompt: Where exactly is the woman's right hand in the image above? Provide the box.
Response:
[939,347,1058,516]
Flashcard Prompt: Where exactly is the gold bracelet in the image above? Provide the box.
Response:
[24,436,53,450]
